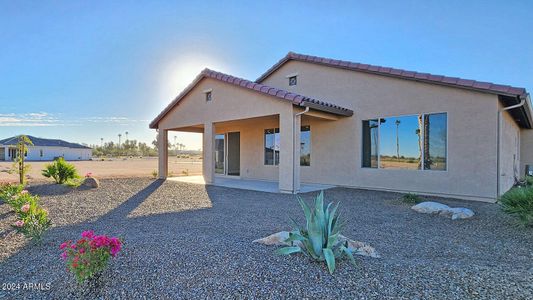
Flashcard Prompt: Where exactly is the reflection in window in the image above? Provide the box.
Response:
[423,113,447,170]
[215,134,224,174]
[361,113,447,171]
[300,126,311,166]
[264,128,280,165]
[362,120,379,168]
[379,115,421,170]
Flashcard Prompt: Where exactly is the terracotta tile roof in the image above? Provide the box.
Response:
[149,69,353,129]
[256,52,528,98]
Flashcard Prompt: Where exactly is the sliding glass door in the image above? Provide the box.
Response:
[215,134,225,174]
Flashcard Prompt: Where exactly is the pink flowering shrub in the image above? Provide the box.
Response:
[0,184,23,205]
[3,187,51,242]
[85,172,93,178]
[60,231,123,283]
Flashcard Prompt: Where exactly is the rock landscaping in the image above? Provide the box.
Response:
[0,178,531,299]
[411,201,475,220]
[253,231,380,258]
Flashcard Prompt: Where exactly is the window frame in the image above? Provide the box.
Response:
[361,111,448,172]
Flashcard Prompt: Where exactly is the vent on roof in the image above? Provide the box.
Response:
[204,89,212,102]
[289,75,297,86]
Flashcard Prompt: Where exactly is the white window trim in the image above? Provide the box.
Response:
[361,111,448,172]
[285,72,299,78]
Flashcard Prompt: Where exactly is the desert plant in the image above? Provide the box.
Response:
[402,193,421,204]
[151,170,158,179]
[0,183,24,203]
[13,203,51,242]
[60,230,122,283]
[42,158,79,184]
[6,190,36,211]
[500,186,533,227]
[276,191,356,274]
[10,135,33,184]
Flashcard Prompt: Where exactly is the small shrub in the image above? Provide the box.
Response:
[13,204,51,242]
[42,158,79,184]
[60,230,123,283]
[0,184,24,203]
[8,191,51,242]
[276,191,356,274]
[7,190,36,211]
[151,170,158,179]
[65,178,83,188]
[402,193,422,204]
[500,186,533,227]
[181,169,189,176]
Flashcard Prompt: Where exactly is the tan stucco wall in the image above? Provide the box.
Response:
[158,78,292,130]
[214,117,280,181]
[157,77,299,191]
[262,61,502,201]
[500,109,520,194]
[520,128,533,177]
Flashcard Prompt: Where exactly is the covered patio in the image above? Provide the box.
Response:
[149,68,353,194]
[168,175,335,193]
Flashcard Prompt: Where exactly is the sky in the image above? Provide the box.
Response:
[1,1,532,150]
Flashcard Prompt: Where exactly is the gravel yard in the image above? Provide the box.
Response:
[0,178,532,299]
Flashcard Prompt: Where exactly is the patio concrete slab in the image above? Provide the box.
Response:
[167,175,334,193]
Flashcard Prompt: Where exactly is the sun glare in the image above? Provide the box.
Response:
[160,53,229,102]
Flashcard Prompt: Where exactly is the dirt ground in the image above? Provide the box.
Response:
[0,157,202,183]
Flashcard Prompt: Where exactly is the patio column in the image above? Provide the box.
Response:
[158,129,168,179]
[203,122,215,184]
[279,110,300,193]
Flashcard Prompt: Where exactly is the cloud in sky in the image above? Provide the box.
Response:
[0,112,60,127]
[0,112,149,127]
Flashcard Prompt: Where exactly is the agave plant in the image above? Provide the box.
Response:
[276,191,356,274]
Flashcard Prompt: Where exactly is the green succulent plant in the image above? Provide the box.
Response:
[276,191,356,274]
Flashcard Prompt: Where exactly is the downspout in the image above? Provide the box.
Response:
[497,97,526,200]
[293,106,310,193]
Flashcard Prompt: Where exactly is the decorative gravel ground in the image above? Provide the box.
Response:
[0,178,532,299]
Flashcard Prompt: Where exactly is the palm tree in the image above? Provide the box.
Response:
[125,131,129,142]
[395,119,401,160]
[118,134,122,147]
[100,137,104,148]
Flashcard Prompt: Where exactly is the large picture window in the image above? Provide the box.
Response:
[264,128,280,165]
[362,113,447,171]
[300,125,311,166]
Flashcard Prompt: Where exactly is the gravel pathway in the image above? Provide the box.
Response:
[0,178,532,299]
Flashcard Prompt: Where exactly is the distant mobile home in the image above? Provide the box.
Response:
[150,52,532,202]
[0,135,92,161]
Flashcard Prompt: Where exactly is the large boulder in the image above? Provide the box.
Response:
[443,207,475,220]
[412,201,474,220]
[81,177,99,188]
[253,231,380,258]
[411,201,450,214]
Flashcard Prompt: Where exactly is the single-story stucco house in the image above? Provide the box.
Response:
[150,52,532,202]
[0,135,92,161]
